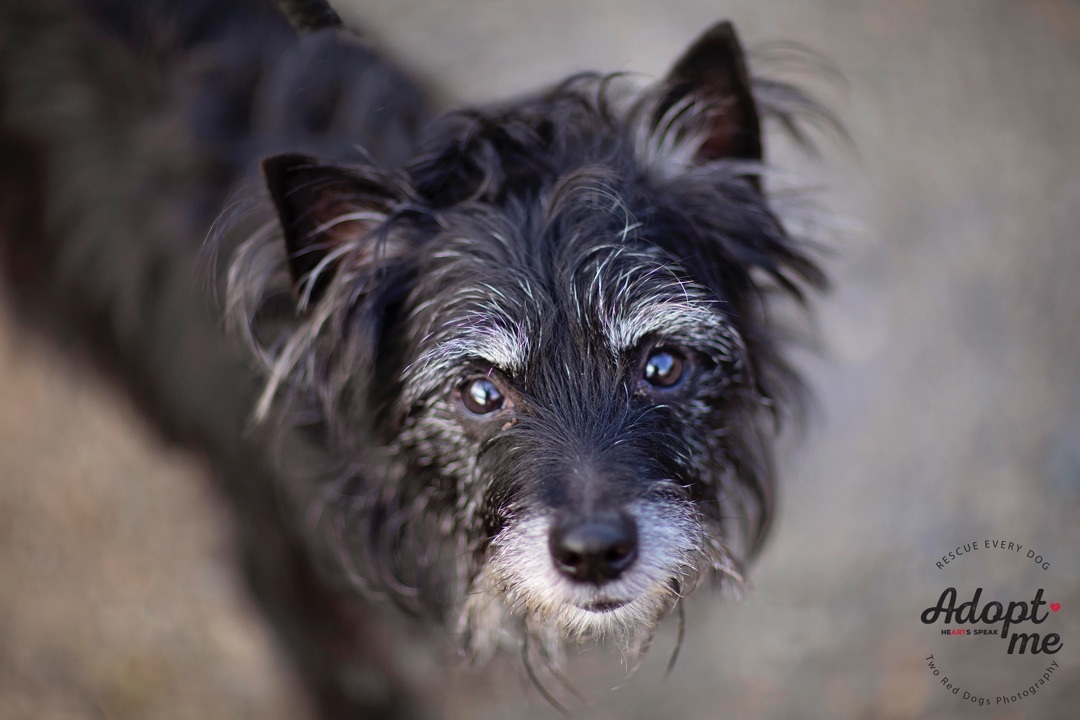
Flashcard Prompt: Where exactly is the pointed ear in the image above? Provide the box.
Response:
[658,21,762,162]
[262,153,395,303]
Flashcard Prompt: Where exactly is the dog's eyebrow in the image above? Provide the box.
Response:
[403,314,530,397]
[603,296,741,362]
[572,246,742,361]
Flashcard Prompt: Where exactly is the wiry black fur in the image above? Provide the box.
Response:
[1,0,829,714]
[224,38,828,673]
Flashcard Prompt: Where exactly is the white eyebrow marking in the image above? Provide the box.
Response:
[592,262,742,361]
[412,319,529,374]
[400,308,532,405]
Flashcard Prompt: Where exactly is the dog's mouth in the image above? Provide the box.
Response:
[578,597,631,613]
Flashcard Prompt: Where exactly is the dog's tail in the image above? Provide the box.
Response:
[0,1,427,716]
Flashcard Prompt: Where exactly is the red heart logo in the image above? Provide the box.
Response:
[1050,603,1061,612]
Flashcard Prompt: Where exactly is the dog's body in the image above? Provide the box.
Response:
[0,0,825,715]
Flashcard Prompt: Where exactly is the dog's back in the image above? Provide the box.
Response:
[0,0,429,458]
[0,2,431,716]
[1,3,827,716]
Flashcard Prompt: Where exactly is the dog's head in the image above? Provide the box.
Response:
[225,22,824,663]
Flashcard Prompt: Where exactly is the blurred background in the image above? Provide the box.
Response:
[1,0,1077,718]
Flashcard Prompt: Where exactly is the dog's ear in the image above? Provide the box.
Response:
[263,153,398,304]
[658,21,761,162]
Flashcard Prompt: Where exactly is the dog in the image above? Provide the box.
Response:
[0,0,827,714]
[226,0,828,688]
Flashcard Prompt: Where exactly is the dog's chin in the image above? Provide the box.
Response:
[551,585,680,640]
[460,570,682,663]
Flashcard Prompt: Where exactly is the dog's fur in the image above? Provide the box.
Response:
[222,13,827,666]
[0,0,827,712]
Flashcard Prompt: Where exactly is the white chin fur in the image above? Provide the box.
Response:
[461,497,703,657]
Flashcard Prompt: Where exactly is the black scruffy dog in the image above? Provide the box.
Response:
[0,0,826,715]
[229,4,827,673]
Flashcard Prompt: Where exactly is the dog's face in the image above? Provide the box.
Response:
[226,22,823,662]
[395,198,759,653]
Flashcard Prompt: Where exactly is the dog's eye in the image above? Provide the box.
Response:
[643,348,687,388]
[459,377,505,415]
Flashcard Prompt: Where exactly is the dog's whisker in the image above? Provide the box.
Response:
[614,624,658,689]
[523,632,571,716]
[539,638,589,705]
[665,597,687,681]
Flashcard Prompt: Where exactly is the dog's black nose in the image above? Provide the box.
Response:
[549,513,638,584]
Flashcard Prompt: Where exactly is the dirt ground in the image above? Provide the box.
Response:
[1,1,1078,718]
